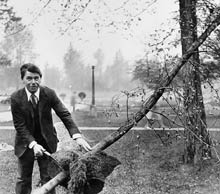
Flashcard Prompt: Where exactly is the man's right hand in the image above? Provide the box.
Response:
[33,144,45,157]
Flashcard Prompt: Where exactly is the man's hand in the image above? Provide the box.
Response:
[33,144,45,157]
[75,137,92,152]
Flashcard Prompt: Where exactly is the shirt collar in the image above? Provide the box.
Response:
[25,87,40,102]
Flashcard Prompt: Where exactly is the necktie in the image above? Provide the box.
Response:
[30,94,37,109]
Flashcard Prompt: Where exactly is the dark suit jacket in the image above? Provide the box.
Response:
[11,86,80,158]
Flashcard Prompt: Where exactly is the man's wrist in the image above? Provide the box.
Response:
[72,133,82,140]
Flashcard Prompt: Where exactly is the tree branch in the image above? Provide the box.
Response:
[4,0,52,37]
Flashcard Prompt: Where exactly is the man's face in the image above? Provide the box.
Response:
[23,71,41,93]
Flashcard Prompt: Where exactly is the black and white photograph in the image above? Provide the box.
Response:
[0,0,220,193]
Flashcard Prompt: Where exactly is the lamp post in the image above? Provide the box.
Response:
[91,65,95,106]
[90,65,97,116]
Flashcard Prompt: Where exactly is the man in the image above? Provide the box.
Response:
[11,63,91,194]
[70,91,77,113]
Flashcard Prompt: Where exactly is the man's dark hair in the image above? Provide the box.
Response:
[20,63,42,79]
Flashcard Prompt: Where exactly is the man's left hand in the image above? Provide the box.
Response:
[75,137,92,151]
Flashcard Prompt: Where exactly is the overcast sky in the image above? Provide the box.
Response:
[8,0,177,69]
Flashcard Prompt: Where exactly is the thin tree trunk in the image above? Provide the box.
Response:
[31,7,220,194]
[179,0,212,164]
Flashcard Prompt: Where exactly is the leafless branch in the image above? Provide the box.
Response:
[114,0,132,11]
[61,0,92,34]
[4,0,52,37]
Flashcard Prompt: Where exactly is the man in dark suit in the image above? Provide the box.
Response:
[11,63,91,194]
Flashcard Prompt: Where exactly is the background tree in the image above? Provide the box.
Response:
[0,0,22,34]
[63,43,87,90]
[104,50,132,91]
[201,28,220,83]
[1,27,36,64]
[0,26,36,90]
[133,55,220,90]
[133,56,165,90]
[93,48,106,90]
[93,48,104,78]
[43,64,64,90]
[0,51,11,67]
[203,29,220,60]
[0,2,36,91]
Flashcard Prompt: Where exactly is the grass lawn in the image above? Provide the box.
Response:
[1,128,220,194]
